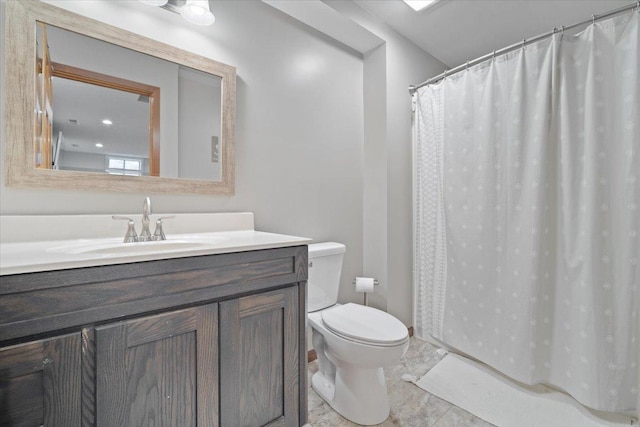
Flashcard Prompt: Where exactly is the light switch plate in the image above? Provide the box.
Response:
[211,136,219,163]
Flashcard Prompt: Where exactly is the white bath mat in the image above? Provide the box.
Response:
[414,353,637,427]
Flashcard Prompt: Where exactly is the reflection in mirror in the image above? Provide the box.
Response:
[35,22,223,181]
[50,74,155,176]
[178,67,222,181]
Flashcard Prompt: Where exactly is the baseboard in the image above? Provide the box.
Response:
[308,349,317,363]
[307,325,414,363]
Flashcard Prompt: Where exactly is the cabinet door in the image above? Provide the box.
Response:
[0,333,82,427]
[220,286,299,427]
[95,304,218,427]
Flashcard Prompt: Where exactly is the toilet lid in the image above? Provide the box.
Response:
[321,303,409,346]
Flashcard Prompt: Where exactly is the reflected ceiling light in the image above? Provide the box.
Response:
[139,0,169,6]
[95,143,104,148]
[402,0,438,12]
[102,119,113,125]
[139,0,215,27]
[181,0,215,26]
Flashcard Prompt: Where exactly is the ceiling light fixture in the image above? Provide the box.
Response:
[138,0,215,26]
[181,0,215,26]
[95,143,104,148]
[102,119,113,125]
[139,0,168,6]
[402,0,439,12]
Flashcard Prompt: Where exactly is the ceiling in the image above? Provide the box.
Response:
[353,0,633,68]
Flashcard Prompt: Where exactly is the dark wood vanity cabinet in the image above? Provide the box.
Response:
[0,246,308,427]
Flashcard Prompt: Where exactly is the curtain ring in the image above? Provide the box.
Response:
[592,15,596,25]
[561,25,565,36]
[443,69,448,79]
[466,60,470,70]
[522,38,526,50]
[492,50,496,61]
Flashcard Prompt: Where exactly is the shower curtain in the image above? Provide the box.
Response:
[414,12,639,414]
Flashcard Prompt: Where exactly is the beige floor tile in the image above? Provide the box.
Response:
[432,406,496,427]
[308,386,401,426]
[385,337,443,386]
[386,380,452,427]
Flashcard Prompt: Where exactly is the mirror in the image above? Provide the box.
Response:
[5,0,236,194]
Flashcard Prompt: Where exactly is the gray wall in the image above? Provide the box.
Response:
[0,0,364,310]
[326,0,446,324]
[178,71,222,181]
[1,0,445,326]
[58,150,105,172]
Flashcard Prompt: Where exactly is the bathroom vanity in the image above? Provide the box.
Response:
[0,213,310,427]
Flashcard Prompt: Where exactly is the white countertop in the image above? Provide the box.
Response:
[0,213,311,276]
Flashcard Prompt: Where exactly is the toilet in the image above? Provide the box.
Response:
[307,242,409,426]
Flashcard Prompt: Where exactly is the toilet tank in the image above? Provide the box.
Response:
[307,242,346,313]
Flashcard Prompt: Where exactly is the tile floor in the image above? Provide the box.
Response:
[307,337,496,427]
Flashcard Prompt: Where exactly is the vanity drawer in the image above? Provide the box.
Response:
[0,245,307,343]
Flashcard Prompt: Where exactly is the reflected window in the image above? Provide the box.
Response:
[107,156,143,176]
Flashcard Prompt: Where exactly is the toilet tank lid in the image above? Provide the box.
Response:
[308,242,346,258]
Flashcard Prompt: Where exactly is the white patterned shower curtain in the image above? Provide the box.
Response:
[414,12,639,414]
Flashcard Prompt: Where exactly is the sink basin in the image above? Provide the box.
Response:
[77,240,212,255]
[48,236,226,256]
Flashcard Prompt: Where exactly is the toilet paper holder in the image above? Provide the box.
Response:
[353,278,379,306]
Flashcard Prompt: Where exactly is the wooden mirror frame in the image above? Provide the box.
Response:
[4,0,236,195]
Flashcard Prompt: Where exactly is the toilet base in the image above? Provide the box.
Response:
[311,365,391,425]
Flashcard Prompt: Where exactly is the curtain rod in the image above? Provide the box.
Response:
[409,1,639,95]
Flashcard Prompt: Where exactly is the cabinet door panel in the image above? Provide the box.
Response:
[221,286,299,427]
[0,333,82,427]
[95,304,218,427]
[125,332,197,426]
[240,310,284,425]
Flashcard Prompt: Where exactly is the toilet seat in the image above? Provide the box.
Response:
[321,303,409,347]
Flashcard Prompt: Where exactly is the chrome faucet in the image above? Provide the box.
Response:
[138,197,153,242]
[113,197,174,243]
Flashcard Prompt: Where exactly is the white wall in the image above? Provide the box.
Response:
[58,150,105,172]
[178,71,221,181]
[361,43,388,309]
[1,0,446,327]
[325,0,446,325]
[0,0,364,298]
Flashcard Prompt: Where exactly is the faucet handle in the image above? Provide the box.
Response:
[152,216,175,241]
[112,216,138,243]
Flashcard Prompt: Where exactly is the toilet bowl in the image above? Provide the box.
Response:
[307,243,409,425]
